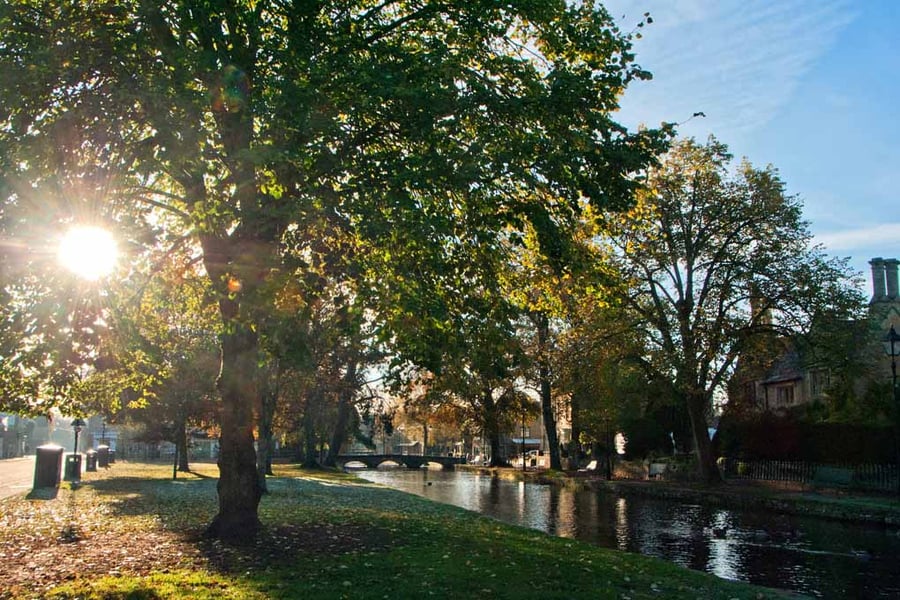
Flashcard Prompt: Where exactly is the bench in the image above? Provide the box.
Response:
[577,460,598,473]
[813,466,854,488]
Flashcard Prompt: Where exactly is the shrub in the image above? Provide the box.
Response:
[621,417,672,459]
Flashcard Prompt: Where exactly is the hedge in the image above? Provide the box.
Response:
[715,414,896,463]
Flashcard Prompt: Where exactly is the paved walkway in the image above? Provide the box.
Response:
[0,456,36,500]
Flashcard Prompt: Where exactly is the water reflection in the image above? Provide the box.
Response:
[360,469,900,599]
[707,509,739,582]
[615,497,628,551]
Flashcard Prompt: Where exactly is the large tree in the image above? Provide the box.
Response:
[601,137,865,482]
[1,1,666,538]
[269,204,377,471]
[501,225,569,471]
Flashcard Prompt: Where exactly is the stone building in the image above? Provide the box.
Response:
[728,257,900,415]
[868,257,900,331]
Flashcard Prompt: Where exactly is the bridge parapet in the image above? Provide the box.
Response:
[336,454,466,470]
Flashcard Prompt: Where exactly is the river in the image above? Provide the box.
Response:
[357,468,900,599]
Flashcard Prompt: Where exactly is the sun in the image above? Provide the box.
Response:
[57,226,119,281]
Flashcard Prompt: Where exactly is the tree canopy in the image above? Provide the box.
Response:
[0,1,668,538]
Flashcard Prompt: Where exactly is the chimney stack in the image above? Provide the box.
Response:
[885,258,899,300]
[870,258,887,302]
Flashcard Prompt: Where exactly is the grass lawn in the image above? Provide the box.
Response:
[0,462,795,599]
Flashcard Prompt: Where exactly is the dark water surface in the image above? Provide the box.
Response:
[358,468,900,599]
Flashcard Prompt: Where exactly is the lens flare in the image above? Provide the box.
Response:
[58,226,118,280]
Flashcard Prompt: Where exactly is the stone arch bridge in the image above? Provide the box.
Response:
[336,454,466,470]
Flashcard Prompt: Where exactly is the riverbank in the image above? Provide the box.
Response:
[0,462,794,599]
[457,465,900,527]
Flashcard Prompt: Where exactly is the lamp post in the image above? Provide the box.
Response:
[71,418,86,454]
[521,407,527,473]
[884,325,900,497]
[64,417,87,482]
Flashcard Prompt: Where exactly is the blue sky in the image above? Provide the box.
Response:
[605,0,899,290]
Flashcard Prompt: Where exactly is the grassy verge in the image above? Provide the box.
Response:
[0,462,795,599]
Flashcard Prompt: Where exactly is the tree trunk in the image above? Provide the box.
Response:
[257,358,279,492]
[483,389,504,467]
[671,402,693,454]
[685,391,721,484]
[255,406,272,492]
[198,226,267,541]
[205,318,263,540]
[569,391,582,466]
[176,409,189,472]
[324,394,350,467]
[302,393,318,468]
[488,430,502,467]
[535,312,562,470]
[422,423,429,455]
[324,361,358,467]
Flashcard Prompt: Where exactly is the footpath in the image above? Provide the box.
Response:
[0,456,36,501]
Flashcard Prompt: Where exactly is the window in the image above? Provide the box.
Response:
[810,369,831,398]
[776,385,794,406]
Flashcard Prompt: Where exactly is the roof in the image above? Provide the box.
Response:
[761,348,804,385]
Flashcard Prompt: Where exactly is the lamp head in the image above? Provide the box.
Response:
[71,418,86,433]
[884,325,900,357]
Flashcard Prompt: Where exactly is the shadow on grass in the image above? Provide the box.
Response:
[196,521,394,574]
[77,467,395,577]
[186,468,217,479]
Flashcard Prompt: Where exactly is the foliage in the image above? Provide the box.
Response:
[0,250,118,416]
[716,412,896,463]
[558,307,679,460]
[599,137,866,482]
[386,262,530,466]
[395,375,467,453]
[555,295,681,459]
[501,227,573,470]
[265,284,373,465]
[50,246,223,471]
[620,416,672,459]
[260,193,379,467]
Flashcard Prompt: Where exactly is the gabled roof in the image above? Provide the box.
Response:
[761,347,803,385]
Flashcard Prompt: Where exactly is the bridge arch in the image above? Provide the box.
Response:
[336,454,466,471]
[420,461,450,471]
[373,459,404,469]
[342,460,368,469]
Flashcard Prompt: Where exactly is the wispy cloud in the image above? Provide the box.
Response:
[816,223,900,252]
[605,0,857,141]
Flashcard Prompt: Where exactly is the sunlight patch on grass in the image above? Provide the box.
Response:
[46,571,261,600]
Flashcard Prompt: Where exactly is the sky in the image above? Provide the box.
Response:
[603,0,900,293]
